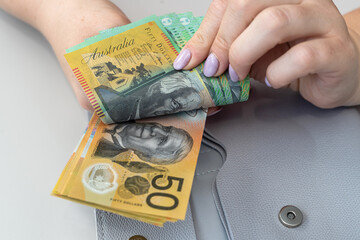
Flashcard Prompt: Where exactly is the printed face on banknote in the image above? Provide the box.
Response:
[95,71,202,122]
[94,122,193,165]
[139,71,202,117]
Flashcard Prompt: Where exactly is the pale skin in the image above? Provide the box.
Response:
[178,0,360,109]
[1,0,359,111]
[0,0,130,111]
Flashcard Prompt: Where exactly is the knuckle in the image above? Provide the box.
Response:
[261,7,290,31]
[213,34,231,52]
[190,31,210,47]
[295,46,316,69]
[230,0,252,11]
[318,44,335,63]
[209,0,227,13]
[291,6,307,20]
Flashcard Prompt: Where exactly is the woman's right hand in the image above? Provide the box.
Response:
[175,0,360,108]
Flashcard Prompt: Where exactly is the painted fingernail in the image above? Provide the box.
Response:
[173,48,191,70]
[203,53,219,77]
[265,77,272,88]
[228,64,239,82]
[208,107,223,117]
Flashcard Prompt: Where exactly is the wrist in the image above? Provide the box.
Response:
[37,0,130,49]
[33,0,130,110]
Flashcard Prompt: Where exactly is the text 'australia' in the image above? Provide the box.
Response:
[82,38,135,64]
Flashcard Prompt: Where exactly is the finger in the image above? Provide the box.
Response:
[207,106,223,116]
[266,37,339,89]
[248,43,290,82]
[208,0,301,78]
[229,4,331,80]
[174,0,227,70]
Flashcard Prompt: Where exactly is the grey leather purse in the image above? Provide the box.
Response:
[95,81,360,240]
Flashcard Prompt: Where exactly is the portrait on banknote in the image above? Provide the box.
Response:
[94,71,203,122]
[94,121,194,165]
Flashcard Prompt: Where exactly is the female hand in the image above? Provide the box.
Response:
[39,0,131,111]
[1,0,222,116]
[174,0,360,108]
[1,0,131,111]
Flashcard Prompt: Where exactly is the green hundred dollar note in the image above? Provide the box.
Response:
[161,12,250,105]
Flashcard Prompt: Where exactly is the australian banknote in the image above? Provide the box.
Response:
[160,12,250,106]
[53,109,207,226]
[54,12,250,226]
[64,13,250,124]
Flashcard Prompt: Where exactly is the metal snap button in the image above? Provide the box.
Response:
[278,205,303,228]
[129,235,147,240]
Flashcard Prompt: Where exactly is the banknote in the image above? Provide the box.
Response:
[65,14,250,124]
[55,12,251,226]
[53,109,207,226]
[161,12,250,105]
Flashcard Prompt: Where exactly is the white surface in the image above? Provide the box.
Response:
[0,1,358,240]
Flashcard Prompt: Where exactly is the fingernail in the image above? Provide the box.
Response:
[208,107,223,117]
[173,48,191,70]
[265,77,272,88]
[228,64,239,82]
[203,53,219,77]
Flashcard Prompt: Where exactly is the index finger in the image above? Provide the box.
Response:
[173,0,227,70]
[208,0,302,78]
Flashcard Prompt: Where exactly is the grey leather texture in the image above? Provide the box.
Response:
[205,81,360,239]
[95,206,196,240]
[190,130,231,240]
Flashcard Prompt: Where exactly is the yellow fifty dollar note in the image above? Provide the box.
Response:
[53,109,206,225]
[65,17,212,124]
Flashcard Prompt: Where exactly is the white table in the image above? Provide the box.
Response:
[0,1,358,239]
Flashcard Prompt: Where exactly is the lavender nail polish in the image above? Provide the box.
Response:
[228,65,239,82]
[265,77,272,88]
[203,53,219,77]
[173,49,191,70]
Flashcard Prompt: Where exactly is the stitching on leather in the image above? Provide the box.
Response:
[212,181,234,240]
[97,211,105,240]
[195,169,220,176]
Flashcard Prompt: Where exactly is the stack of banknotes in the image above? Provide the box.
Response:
[52,12,250,226]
